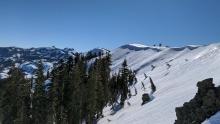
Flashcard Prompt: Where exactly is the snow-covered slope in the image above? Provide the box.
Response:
[99,43,220,124]
[1,43,220,123]
[203,111,220,124]
[88,48,110,55]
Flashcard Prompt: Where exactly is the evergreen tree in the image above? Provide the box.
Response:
[68,54,85,124]
[101,52,112,105]
[95,59,105,118]
[50,59,67,124]
[62,56,75,124]
[0,52,115,124]
[87,64,98,123]
[1,67,31,124]
[48,52,113,123]
[109,59,136,107]
[119,59,130,106]
[96,53,112,117]
[32,61,49,124]
[86,54,112,122]
[149,77,156,93]
[109,74,118,105]
[0,79,7,121]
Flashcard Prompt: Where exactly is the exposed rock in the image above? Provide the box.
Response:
[175,78,220,124]
[142,93,150,105]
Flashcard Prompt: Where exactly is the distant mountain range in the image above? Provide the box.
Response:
[0,46,107,79]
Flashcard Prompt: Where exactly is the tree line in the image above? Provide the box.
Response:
[0,52,137,124]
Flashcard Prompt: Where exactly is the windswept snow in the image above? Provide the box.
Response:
[99,43,220,124]
[129,43,149,48]
[119,44,165,52]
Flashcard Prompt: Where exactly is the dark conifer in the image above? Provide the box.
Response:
[149,77,156,93]
[32,61,48,124]
[1,67,31,124]
[50,59,67,124]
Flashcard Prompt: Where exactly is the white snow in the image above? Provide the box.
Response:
[87,48,109,56]
[0,73,8,79]
[1,43,220,123]
[20,62,38,73]
[0,68,10,79]
[203,112,220,124]
[99,43,220,124]
[16,53,21,58]
[129,43,149,48]
[43,62,53,75]
[19,61,53,78]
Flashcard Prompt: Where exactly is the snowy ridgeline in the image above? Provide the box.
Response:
[1,43,220,124]
[99,43,220,124]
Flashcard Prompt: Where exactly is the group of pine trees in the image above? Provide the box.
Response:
[0,52,137,124]
[109,59,137,108]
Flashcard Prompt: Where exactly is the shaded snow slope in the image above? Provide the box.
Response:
[203,111,220,124]
[99,43,220,124]
[87,48,110,55]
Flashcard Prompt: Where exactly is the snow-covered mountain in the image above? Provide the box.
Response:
[99,43,220,124]
[0,47,75,78]
[0,46,108,79]
[1,43,220,124]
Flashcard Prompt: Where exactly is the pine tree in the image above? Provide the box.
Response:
[32,61,48,124]
[109,59,136,107]
[0,52,114,124]
[68,54,85,124]
[48,53,113,123]
[0,78,7,121]
[87,64,98,123]
[149,77,156,94]
[1,67,31,124]
[86,57,107,123]
[101,52,112,105]
[63,56,75,124]
[109,74,119,106]
[95,59,105,118]
[119,59,130,106]
[50,59,67,124]
[91,54,111,118]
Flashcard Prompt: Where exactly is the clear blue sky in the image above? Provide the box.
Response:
[0,0,219,51]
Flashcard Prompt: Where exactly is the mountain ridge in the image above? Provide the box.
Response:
[100,42,220,124]
[1,43,220,123]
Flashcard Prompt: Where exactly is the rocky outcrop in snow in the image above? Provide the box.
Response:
[99,43,220,124]
[175,78,220,124]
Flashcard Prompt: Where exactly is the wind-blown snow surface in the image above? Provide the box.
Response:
[99,43,220,124]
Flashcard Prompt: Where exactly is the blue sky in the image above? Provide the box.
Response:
[0,0,220,51]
